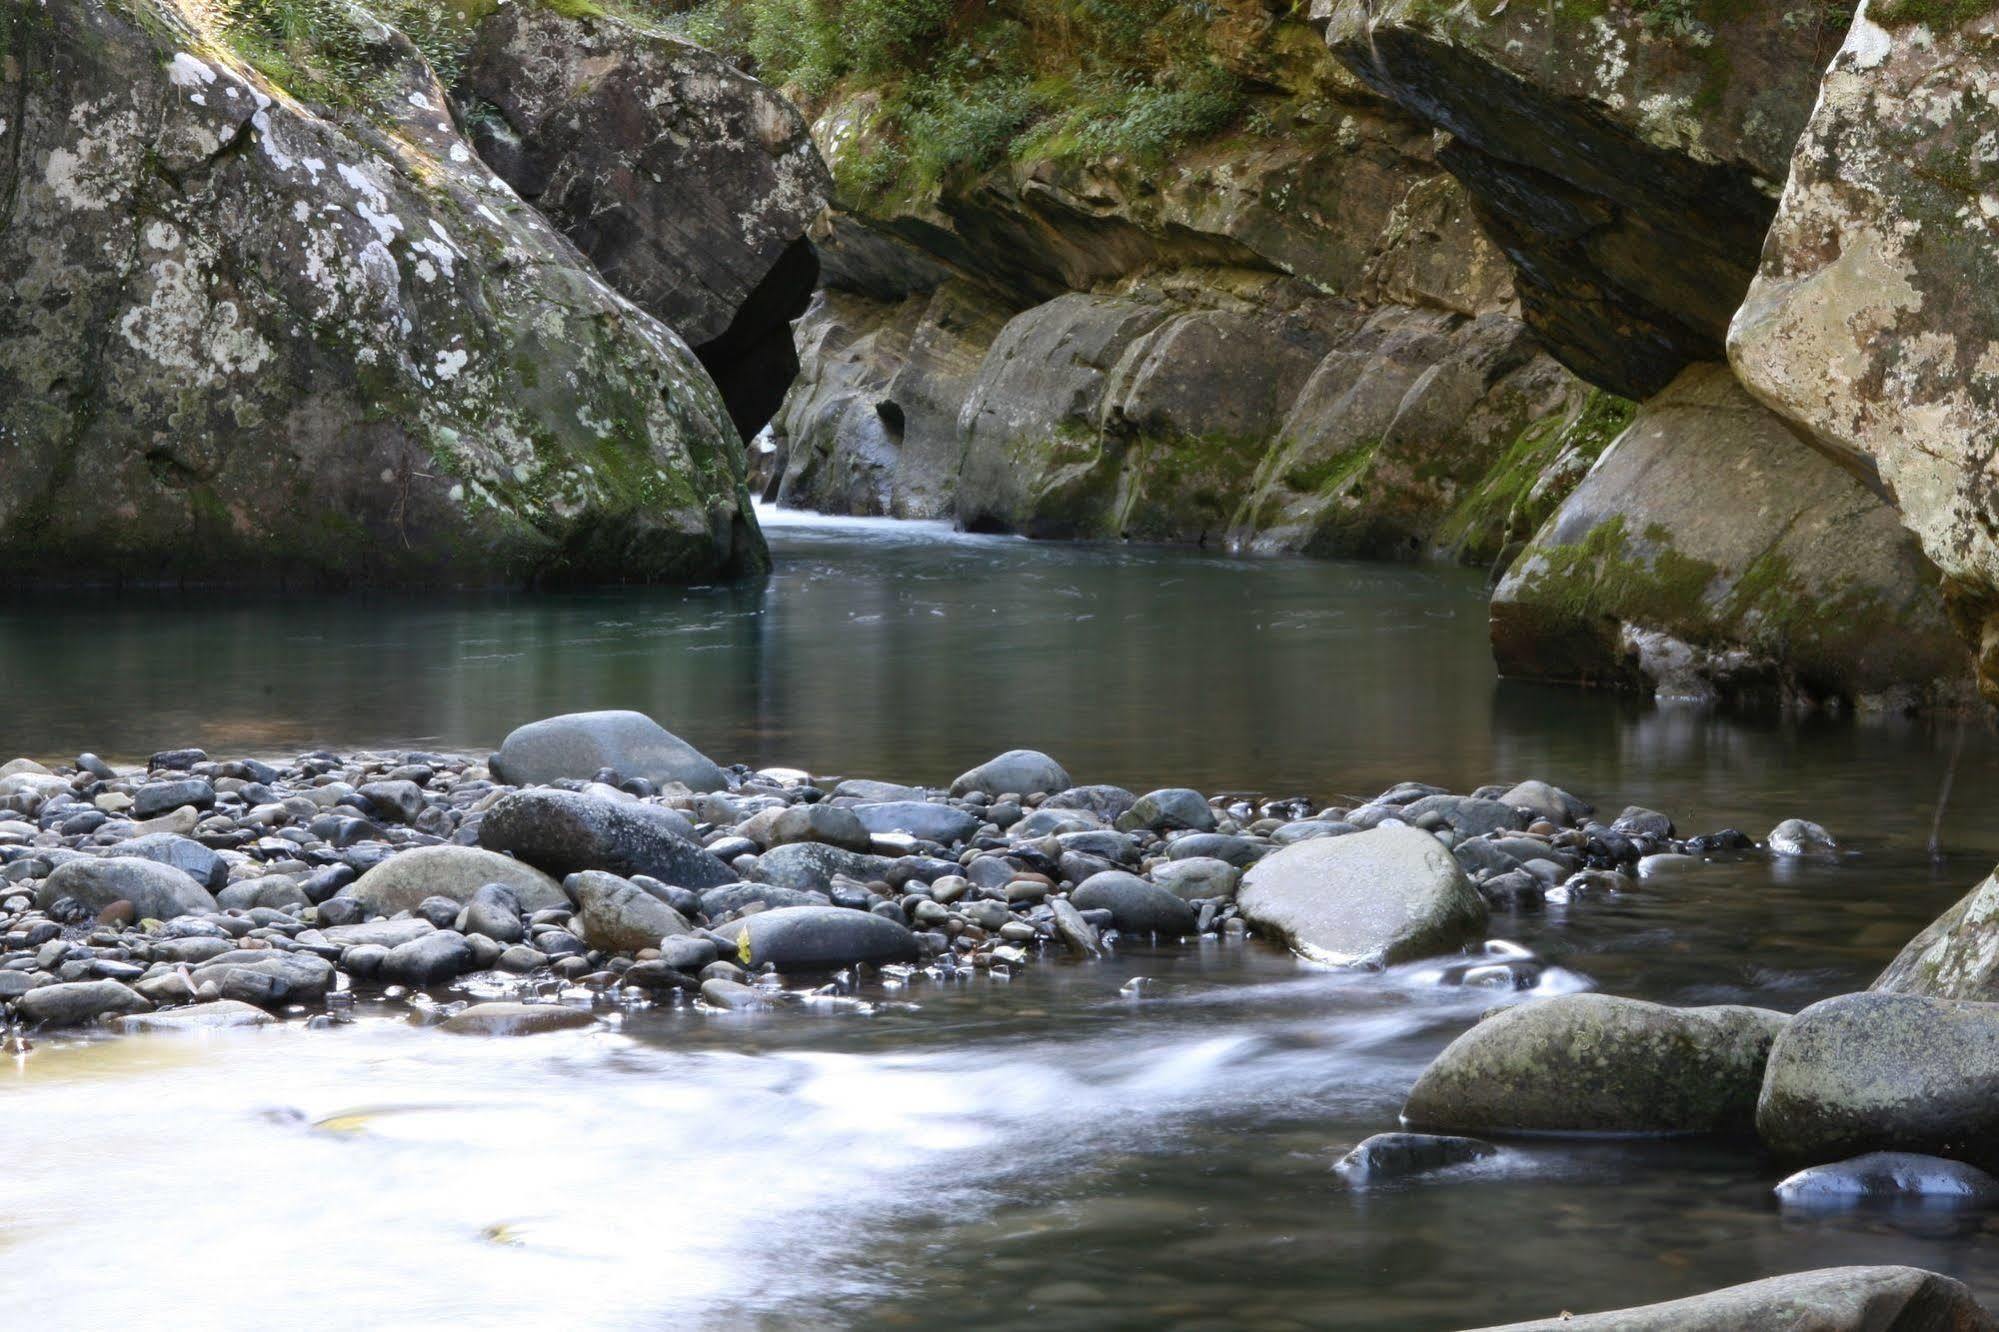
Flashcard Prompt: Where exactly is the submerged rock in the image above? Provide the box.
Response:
[439,1002,598,1037]
[1758,992,1999,1171]
[111,1000,275,1033]
[1403,994,1786,1136]
[1237,825,1487,966]
[1335,1132,1497,1184]
[1775,1153,1999,1208]
[1466,1265,1997,1331]
[489,712,727,792]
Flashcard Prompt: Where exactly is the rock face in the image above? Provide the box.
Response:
[1315,0,1851,400]
[1758,992,1999,1170]
[461,3,832,440]
[1874,871,1999,1002]
[1491,366,1971,708]
[1729,3,1999,704]
[0,0,763,586]
[770,11,1608,562]
[1469,1266,1997,1332]
[489,712,727,792]
[1403,995,1786,1136]
[1237,824,1487,966]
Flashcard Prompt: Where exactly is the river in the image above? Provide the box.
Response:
[2,507,1995,1328]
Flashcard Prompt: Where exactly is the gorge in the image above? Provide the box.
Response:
[9,0,1999,1328]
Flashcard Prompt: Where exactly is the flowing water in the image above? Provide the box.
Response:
[4,507,1998,1329]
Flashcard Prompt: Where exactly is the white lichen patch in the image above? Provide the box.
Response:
[118,255,274,387]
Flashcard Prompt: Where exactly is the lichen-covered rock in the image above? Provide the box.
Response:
[0,0,762,586]
[461,3,832,440]
[1231,310,1615,564]
[772,23,1607,558]
[1875,871,1999,1002]
[1404,994,1787,1136]
[1491,365,1970,709]
[1317,0,1852,399]
[1757,992,1999,1171]
[1730,2,1999,705]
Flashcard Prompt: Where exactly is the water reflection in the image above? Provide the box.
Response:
[3,508,1992,856]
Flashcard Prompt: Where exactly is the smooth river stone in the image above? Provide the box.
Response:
[1236,825,1487,966]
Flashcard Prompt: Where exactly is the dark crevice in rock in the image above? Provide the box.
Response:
[692,236,821,443]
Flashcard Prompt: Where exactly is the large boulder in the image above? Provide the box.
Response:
[1403,994,1787,1136]
[462,3,832,440]
[1874,871,1999,1001]
[343,845,568,916]
[1468,1266,1996,1331]
[36,857,218,921]
[1316,0,1849,399]
[489,711,727,791]
[722,905,918,973]
[567,871,693,953]
[1730,2,1999,703]
[1758,992,1999,1171]
[0,0,762,586]
[1236,824,1487,966]
[478,789,734,889]
[1491,365,1968,709]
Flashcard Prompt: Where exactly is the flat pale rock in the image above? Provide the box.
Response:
[110,1000,274,1033]
[1237,824,1487,966]
[1467,1265,1997,1331]
[440,1002,598,1036]
[489,711,726,792]
[343,845,568,916]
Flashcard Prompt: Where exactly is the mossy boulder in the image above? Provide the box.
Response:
[1491,365,1970,710]
[461,2,832,440]
[1758,992,1999,1170]
[1403,993,1788,1136]
[0,0,762,587]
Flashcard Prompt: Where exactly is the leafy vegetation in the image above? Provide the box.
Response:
[665,0,1260,201]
